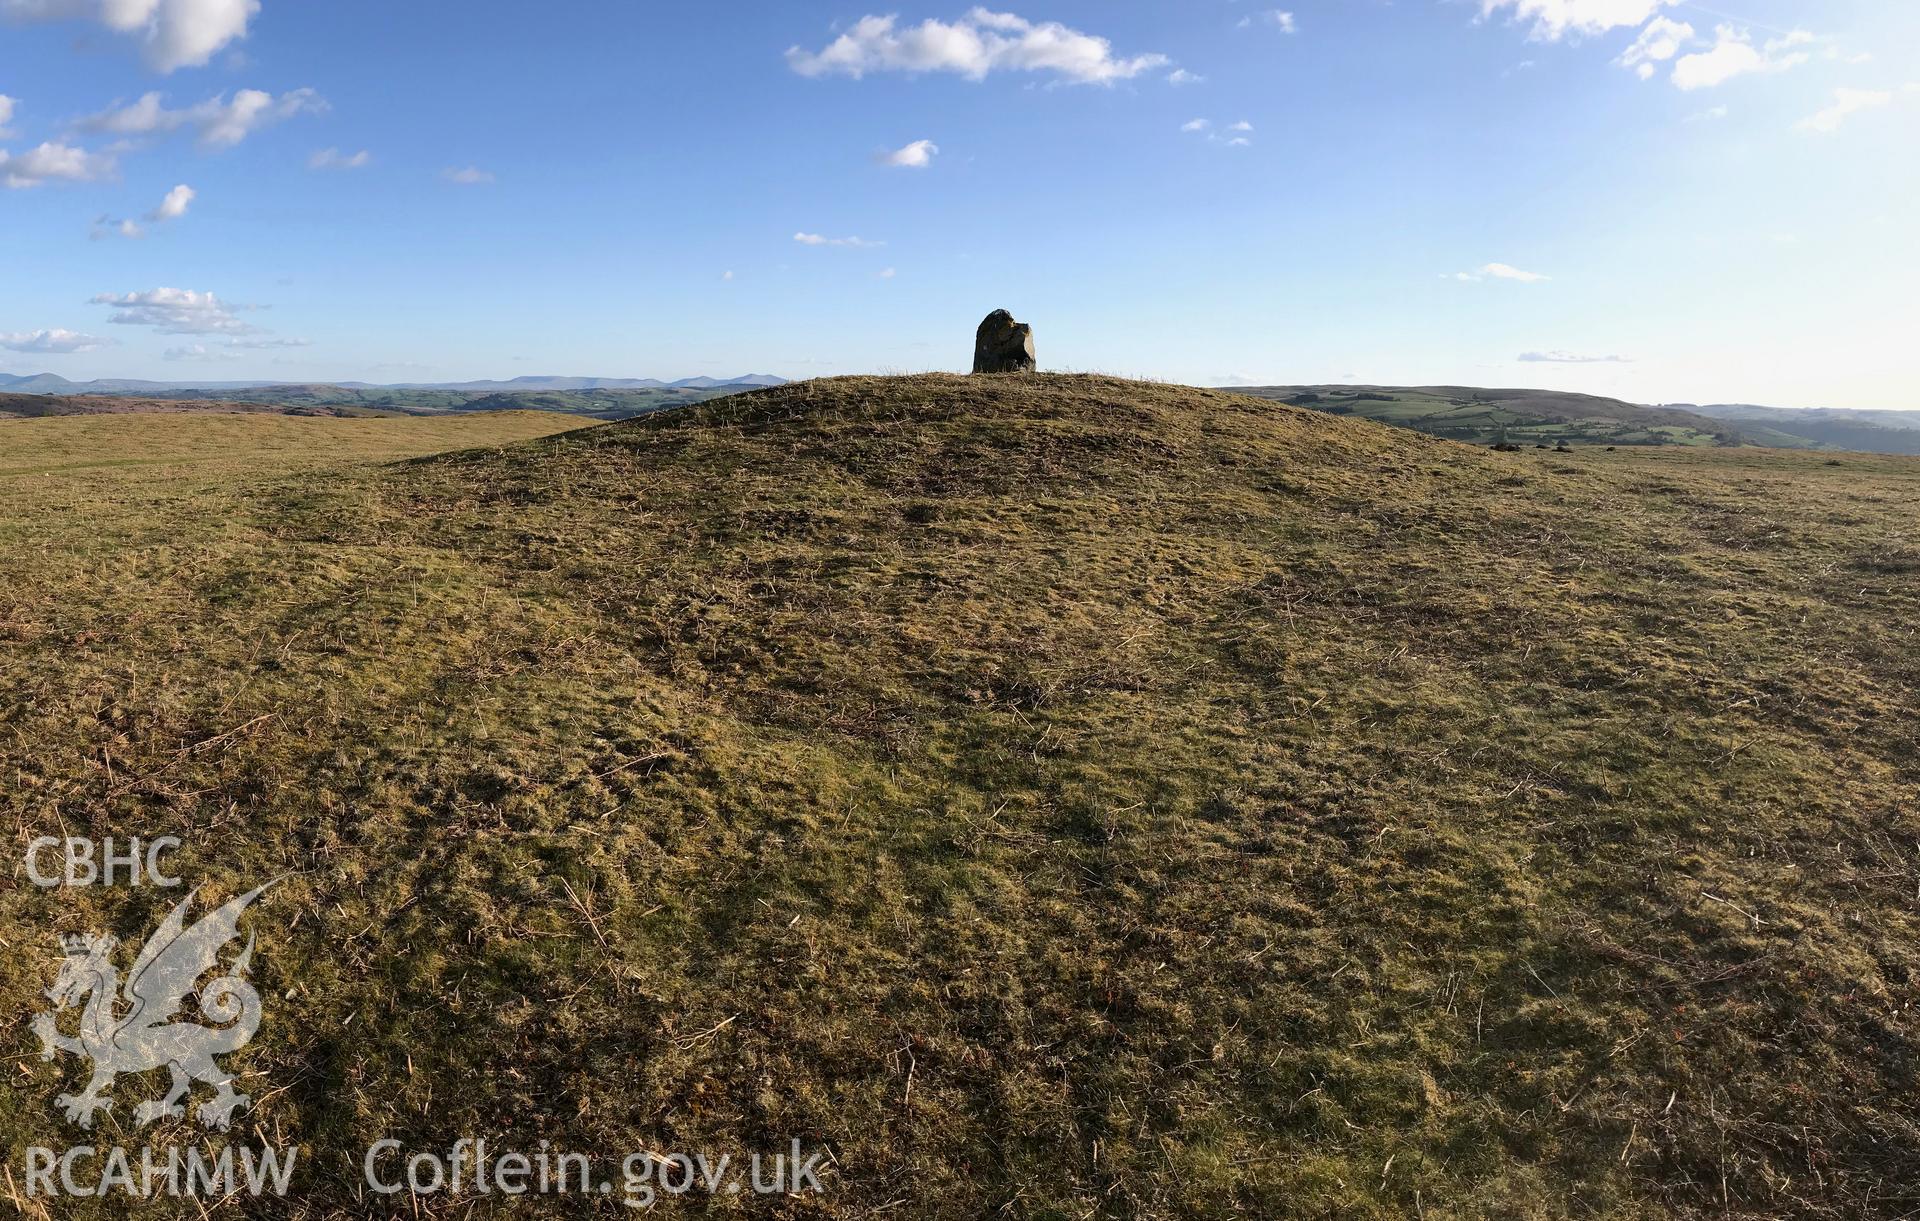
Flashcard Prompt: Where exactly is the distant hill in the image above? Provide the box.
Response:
[440,385,766,418]
[0,372,788,397]
[0,391,383,419]
[0,373,310,395]
[152,383,768,419]
[1228,385,1759,448]
[1226,385,1920,454]
[0,381,775,422]
[1679,403,1920,456]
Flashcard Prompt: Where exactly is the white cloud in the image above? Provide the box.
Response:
[90,214,144,239]
[721,270,734,281]
[1519,350,1630,363]
[0,328,112,353]
[881,138,939,168]
[0,140,114,188]
[309,147,369,170]
[1184,118,1251,147]
[443,166,494,184]
[1457,262,1551,282]
[80,91,169,135]
[163,343,235,361]
[1796,87,1895,133]
[1672,25,1811,91]
[160,336,310,360]
[1687,104,1729,121]
[80,88,324,149]
[0,94,15,137]
[1166,69,1204,86]
[1617,16,1693,79]
[794,232,884,248]
[1238,10,1296,33]
[90,287,258,335]
[0,0,259,72]
[876,267,897,279]
[147,181,192,220]
[787,9,1170,85]
[1478,0,1675,40]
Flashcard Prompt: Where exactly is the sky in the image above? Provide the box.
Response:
[1,1,1916,408]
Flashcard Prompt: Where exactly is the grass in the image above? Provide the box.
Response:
[2,376,1918,1217]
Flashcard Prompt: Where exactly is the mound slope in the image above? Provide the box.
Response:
[4,374,1917,1217]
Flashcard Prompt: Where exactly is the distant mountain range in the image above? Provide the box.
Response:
[0,372,788,396]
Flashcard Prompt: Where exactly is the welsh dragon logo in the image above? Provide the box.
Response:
[31,881,278,1131]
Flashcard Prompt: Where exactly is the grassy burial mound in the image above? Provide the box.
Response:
[2,375,1918,1216]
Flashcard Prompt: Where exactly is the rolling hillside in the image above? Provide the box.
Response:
[0,372,787,396]
[0,383,770,422]
[0,391,360,419]
[1230,384,1762,447]
[3,376,1917,1216]
[1684,404,1920,455]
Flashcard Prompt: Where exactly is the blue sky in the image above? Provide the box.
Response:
[1,1,1915,407]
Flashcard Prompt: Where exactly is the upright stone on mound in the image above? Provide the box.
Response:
[972,310,1037,374]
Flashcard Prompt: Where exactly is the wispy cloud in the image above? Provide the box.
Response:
[1672,26,1812,91]
[1182,118,1252,147]
[1617,17,1693,80]
[163,343,238,362]
[788,10,1170,85]
[309,147,370,170]
[0,93,15,138]
[1519,350,1630,363]
[87,183,192,240]
[794,232,884,248]
[80,88,326,149]
[1795,87,1895,133]
[1455,263,1550,283]
[165,336,313,360]
[1478,0,1676,41]
[443,166,495,185]
[223,337,313,350]
[90,215,144,240]
[1238,10,1296,34]
[880,139,939,168]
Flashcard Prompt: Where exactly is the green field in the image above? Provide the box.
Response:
[4,380,1918,1217]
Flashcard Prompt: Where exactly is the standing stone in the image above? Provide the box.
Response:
[972,310,1037,374]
